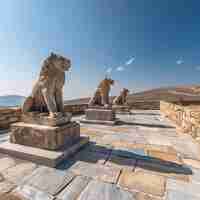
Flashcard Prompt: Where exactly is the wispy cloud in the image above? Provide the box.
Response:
[125,57,135,65]
[196,66,200,71]
[106,67,112,74]
[116,66,125,71]
[176,59,184,65]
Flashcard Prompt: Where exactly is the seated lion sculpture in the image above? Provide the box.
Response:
[22,52,71,118]
[113,88,129,105]
[89,77,114,107]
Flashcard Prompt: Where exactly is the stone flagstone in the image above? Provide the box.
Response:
[2,162,37,184]
[77,180,135,200]
[13,185,54,200]
[147,150,182,165]
[0,157,20,172]
[70,161,120,183]
[166,179,200,198]
[57,176,91,200]
[166,189,200,200]
[105,154,136,171]
[135,167,189,183]
[119,169,166,197]
[72,150,109,165]
[189,167,200,184]
[183,158,200,169]
[0,181,16,195]
[23,166,75,196]
[134,192,163,200]
[0,110,200,199]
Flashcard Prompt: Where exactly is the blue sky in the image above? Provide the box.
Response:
[0,0,200,99]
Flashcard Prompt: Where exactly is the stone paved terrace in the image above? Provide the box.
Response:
[0,110,200,199]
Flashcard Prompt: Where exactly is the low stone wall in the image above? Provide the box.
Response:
[0,107,21,129]
[64,104,88,114]
[0,104,88,129]
[0,101,160,130]
[128,101,160,110]
[160,101,200,142]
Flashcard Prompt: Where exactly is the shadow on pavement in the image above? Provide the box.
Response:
[57,142,192,176]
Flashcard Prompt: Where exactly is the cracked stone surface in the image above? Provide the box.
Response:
[0,110,199,199]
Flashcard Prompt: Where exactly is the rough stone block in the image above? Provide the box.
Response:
[10,121,80,150]
[21,112,72,126]
[0,137,89,167]
[85,108,115,121]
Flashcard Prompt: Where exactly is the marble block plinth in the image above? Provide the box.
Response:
[81,108,119,125]
[10,121,80,150]
[0,137,89,167]
[85,108,115,121]
[21,112,72,126]
[112,105,131,114]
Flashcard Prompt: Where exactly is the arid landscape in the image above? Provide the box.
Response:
[64,84,200,105]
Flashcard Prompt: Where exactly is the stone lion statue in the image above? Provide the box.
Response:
[89,77,114,107]
[113,88,129,105]
[22,52,71,118]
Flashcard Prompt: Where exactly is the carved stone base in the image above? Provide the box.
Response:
[80,118,119,126]
[0,137,89,167]
[10,121,80,150]
[81,108,118,125]
[88,105,112,110]
[85,108,116,121]
[112,105,131,114]
[21,112,72,126]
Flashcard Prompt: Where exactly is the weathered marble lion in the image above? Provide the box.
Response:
[113,88,129,105]
[89,77,114,107]
[22,52,71,118]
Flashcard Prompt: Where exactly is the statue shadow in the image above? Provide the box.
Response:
[57,142,192,176]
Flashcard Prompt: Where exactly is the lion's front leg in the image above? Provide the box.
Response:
[55,90,65,114]
[101,91,109,106]
[42,88,57,117]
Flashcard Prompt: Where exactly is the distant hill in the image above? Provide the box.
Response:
[127,85,200,103]
[0,95,25,107]
[64,85,200,105]
[2,85,199,107]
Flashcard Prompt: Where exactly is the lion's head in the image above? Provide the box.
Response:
[104,78,115,86]
[42,52,71,73]
[122,88,129,96]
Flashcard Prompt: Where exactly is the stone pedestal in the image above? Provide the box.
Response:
[86,109,115,121]
[81,108,119,125]
[0,113,89,167]
[21,112,72,126]
[112,105,131,114]
[10,122,80,150]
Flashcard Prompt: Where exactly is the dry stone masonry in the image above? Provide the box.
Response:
[0,107,21,129]
[160,100,200,143]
